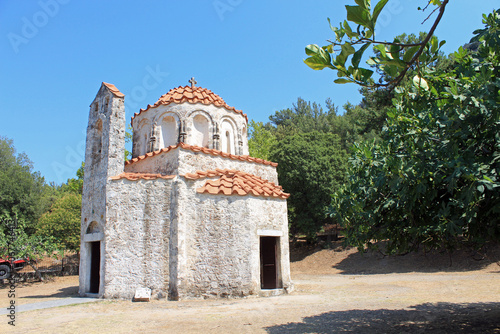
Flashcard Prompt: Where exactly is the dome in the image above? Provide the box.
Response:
[130,78,249,158]
[132,80,247,123]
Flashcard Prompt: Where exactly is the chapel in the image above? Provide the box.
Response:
[79,79,293,300]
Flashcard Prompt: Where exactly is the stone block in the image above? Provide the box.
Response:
[133,287,151,302]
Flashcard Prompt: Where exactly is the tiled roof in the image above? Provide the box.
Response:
[132,85,248,123]
[102,82,124,97]
[184,168,289,199]
[110,173,175,181]
[125,142,278,167]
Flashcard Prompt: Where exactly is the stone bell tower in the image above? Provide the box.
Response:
[79,82,125,296]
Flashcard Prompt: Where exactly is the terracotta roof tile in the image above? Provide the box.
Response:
[110,172,175,181]
[184,169,289,199]
[131,85,248,124]
[102,82,125,97]
[125,143,278,167]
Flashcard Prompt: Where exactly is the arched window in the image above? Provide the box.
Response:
[133,120,151,157]
[92,119,103,159]
[192,115,209,148]
[86,221,101,234]
[220,120,235,154]
[160,116,177,148]
[225,131,231,153]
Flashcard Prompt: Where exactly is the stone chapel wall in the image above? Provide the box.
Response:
[173,178,291,298]
[103,178,174,299]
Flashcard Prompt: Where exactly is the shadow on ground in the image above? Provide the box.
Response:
[334,243,500,274]
[20,285,79,299]
[265,302,500,333]
[291,241,500,275]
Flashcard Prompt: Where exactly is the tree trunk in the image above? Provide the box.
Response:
[29,261,43,282]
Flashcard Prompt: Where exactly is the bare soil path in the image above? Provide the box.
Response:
[1,243,499,333]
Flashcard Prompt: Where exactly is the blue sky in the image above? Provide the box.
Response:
[0,0,498,184]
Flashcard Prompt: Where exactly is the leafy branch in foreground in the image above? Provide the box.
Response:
[304,0,449,89]
[330,9,500,254]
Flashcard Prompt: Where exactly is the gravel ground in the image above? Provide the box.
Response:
[0,243,499,333]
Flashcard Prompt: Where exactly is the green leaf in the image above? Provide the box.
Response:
[346,5,372,28]
[334,78,352,84]
[343,20,359,39]
[304,44,333,71]
[352,43,372,68]
[374,44,388,58]
[381,58,406,69]
[336,43,356,67]
[358,68,374,81]
[327,17,335,31]
[354,0,370,10]
[413,75,429,90]
[390,39,401,59]
[403,45,420,63]
[372,0,389,28]
[305,44,321,56]
[483,175,493,182]
[366,57,378,66]
[304,57,330,70]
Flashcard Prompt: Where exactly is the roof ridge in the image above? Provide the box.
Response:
[102,82,125,98]
[184,168,289,199]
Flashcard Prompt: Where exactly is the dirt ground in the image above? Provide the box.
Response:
[1,242,499,333]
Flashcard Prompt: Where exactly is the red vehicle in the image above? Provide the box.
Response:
[0,257,29,280]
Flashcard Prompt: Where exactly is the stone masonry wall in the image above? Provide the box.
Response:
[104,178,174,299]
[178,150,279,184]
[124,148,180,175]
[131,103,249,156]
[175,178,291,298]
[124,148,279,184]
[80,84,125,297]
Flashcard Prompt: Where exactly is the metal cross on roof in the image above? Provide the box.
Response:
[189,77,197,88]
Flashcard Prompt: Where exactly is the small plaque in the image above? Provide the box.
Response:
[134,287,151,302]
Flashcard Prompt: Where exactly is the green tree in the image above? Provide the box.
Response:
[248,120,277,160]
[0,216,59,260]
[59,162,84,195]
[327,6,500,253]
[271,132,348,239]
[0,137,47,231]
[36,192,81,252]
[270,98,336,135]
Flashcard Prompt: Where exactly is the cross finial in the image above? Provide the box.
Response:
[189,77,197,88]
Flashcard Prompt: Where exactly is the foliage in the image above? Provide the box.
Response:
[271,132,348,239]
[270,98,337,134]
[0,137,47,231]
[59,162,84,195]
[36,192,82,252]
[0,216,59,261]
[0,137,84,254]
[331,9,500,253]
[333,102,386,148]
[248,120,277,160]
[304,0,449,89]
[125,124,133,160]
[251,95,387,239]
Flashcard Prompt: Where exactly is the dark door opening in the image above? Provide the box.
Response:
[89,241,100,294]
[260,236,279,289]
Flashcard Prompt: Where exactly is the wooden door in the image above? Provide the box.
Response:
[260,237,278,289]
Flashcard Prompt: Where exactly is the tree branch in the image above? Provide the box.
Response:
[385,0,449,90]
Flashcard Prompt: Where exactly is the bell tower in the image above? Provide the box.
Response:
[79,82,125,296]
